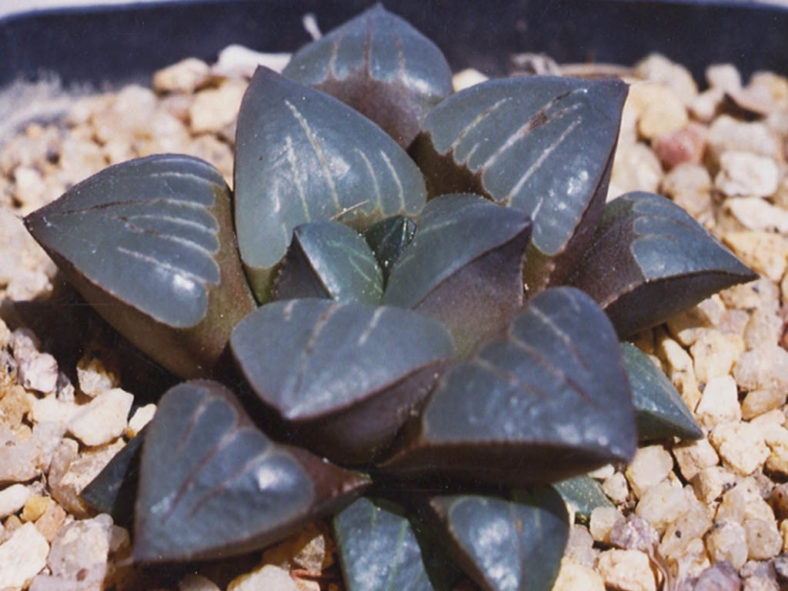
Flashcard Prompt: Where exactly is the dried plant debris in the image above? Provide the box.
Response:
[1,5,787,591]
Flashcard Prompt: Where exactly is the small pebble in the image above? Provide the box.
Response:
[20,494,51,523]
[706,63,742,93]
[706,520,749,570]
[67,388,133,447]
[179,573,222,591]
[727,197,788,234]
[152,57,212,95]
[0,522,49,589]
[710,422,770,475]
[453,68,489,91]
[76,355,118,398]
[597,549,656,591]
[744,518,782,560]
[189,80,247,135]
[716,151,779,198]
[602,472,630,505]
[17,352,58,395]
[695,375,741,427]
[693,560,741,591]
[126,403,156,438]
[625,445,674,498]
[673,438,720,481]
[707,115,780,162]
[589,506,625,544]
[0,484,30,519]
[227,564,305,591]
[635,480,689,533]
[552,558,606,591]
[734,345,788,392]
[723,231,788,282]
[661,163,714,223]
[564,525,596,567]
[652,122,706,170]
[741,389,786,420]
[692,466,736,504]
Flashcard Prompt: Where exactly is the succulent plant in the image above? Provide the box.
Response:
[24,5,756,591]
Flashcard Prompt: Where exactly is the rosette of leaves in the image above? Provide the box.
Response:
[25,5,755,591]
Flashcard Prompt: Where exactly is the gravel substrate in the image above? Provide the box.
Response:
[0,47,787,591]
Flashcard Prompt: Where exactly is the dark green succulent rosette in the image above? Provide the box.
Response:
[24,5,755,591]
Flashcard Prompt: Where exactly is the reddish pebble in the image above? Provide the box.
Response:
[653,122,708,170]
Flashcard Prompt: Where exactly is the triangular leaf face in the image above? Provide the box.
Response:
[410,77,627,292]
[133,380,369,563]
[363,215,417,284]
[234,66,427,301]
[552,475,614,524]
[382,287,636,487]
[425,488,568,591]
[80,427,145,527]
[569,192,757,337]
[274,221,384,304]
[230,299,455,465]
[333,497,457,591]
[24,154,256,378]
[620,342,703,441]
[283,4,453,148]
[384,194,531,357]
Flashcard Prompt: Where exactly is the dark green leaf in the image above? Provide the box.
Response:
[425,488,568,591]
[274,221,383,304]
[333,497,457,591]
[80,426,145,527]
[24,154,256,378]
[283,4,453,148]
[410,76,627,292]
[384,194,531,357]
[133,380,369,562]
[230,299,454,465]
[553,475,614,524]
[234,67,427,301]
[381,287,637,487]
[363,215,417,284]
[569,192,757,337]
[621,342,703,441]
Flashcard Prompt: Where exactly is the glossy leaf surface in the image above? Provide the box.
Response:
[382,287,637,487]
[621,342,703,441]
[384,194,531,357]
[553,475,614,524]
[570,192,757,337]
[426,488,568,591]
[231,299,454,464]
[234,66,426,301]
[283,4,453,148]
[81,427,145,527]
[411,76,627,291]
[274,221,383,304]
[24,154,255,378]
[363,215,417,283]
[333,497,456,591]
[134,380,369,562]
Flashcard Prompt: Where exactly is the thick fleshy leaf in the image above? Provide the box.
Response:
[553,475,614,524]
[569,192,757,337]
[425,488,568,591]
[283,4,453,148]
[230,299,455,465]
[410,76,627,292]
[363,215,417,284]
[621,342,703,441]
[24,154,256,378]
[384,194,531,357]
[133,380,369,562]
[333,497,458,591]
[81,427,145,527]
[381,287,637,487]
[234,66,427,301]
[274,221,383,304]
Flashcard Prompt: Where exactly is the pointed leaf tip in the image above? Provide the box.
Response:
[283,4,453,148]
[570,191,758,337]
[133,380,368,562]
[621,342,703,441]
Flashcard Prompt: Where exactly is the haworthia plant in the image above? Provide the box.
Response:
[22,5,758,590]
